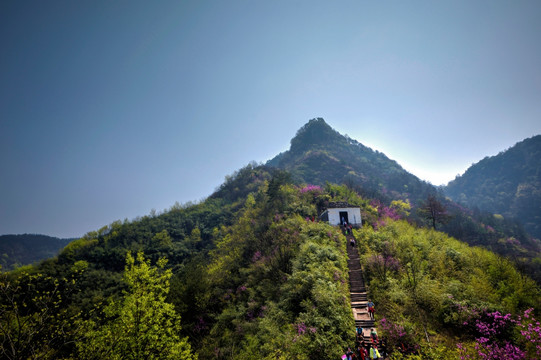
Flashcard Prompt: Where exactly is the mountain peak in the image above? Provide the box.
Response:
[290,118,341,152]
[267,118,433,204]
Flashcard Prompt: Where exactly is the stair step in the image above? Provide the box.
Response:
[350,290,367,294]
[356,321,375,327]
[346,230,379,347]
[351,293,367,297]
[351,304,368,309]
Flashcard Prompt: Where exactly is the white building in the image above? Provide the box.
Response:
[320,202,362,227]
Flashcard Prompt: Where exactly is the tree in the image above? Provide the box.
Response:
[0,266,82,360]
[186,228,202,252]
[77,252,196,360]
[418,194,450,230]
[390,199,411,218]
[151,230,173,247]
[266,170,292,209]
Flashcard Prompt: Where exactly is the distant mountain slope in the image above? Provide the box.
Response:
[267,118,434,204]
[0,234,72,270]
[445,135,541,239]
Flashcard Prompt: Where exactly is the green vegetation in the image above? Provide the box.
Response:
[2,120,541,358]
[440,199,541,284]
[0,234,72,270]
[0,167,358,359]
[267,119,541,285]
[356,217,541,359]
[1,170,540,358]
[195,198,353,359]
[445,135,541,239]
[76,252,196,360]
[0,268,83,359]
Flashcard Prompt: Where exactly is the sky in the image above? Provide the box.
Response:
[1,1,541,238]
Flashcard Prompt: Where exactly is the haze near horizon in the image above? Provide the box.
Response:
[2,1,541,238]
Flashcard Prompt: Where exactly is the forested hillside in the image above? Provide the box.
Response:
[0,234,72,270]
[268,119,541,283]
[356,217,541,359]
[2,120,541,359]
[1,164,540,359]
[445,135,541,239]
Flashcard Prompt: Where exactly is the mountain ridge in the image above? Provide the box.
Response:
[0,233,73,270]
[3,119,539,273]
[2,118,541,359]
[444,134,541,239]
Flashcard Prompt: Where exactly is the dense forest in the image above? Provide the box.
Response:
[1,163,541,359]
[445,135,541,239]
[0,234,72,270]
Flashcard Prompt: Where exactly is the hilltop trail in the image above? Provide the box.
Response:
[346,228,375,343]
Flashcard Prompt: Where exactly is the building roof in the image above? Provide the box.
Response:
[326,202,359,209]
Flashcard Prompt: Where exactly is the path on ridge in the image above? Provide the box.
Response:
[345,230,375,343]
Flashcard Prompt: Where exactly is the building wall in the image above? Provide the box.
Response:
[327,208,362,226]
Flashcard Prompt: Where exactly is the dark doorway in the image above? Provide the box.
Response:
[339,211,349,225]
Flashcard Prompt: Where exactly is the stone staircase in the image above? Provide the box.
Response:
[346,231,375,343]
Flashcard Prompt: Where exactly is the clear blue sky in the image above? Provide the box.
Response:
[2,1,540,238]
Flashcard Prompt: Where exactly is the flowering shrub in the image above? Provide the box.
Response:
[518,309,541,358]
[370,200,401,221]
[366,254,400,282]
[506,237,521,246]
[300,184,322,194]
[379,318,406,347]
[194,317,208,333]
[296,322,307,335]
[475,311,515,338]
[369,200,404,229]
[458,308,541,359]
[252,250,262,263]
